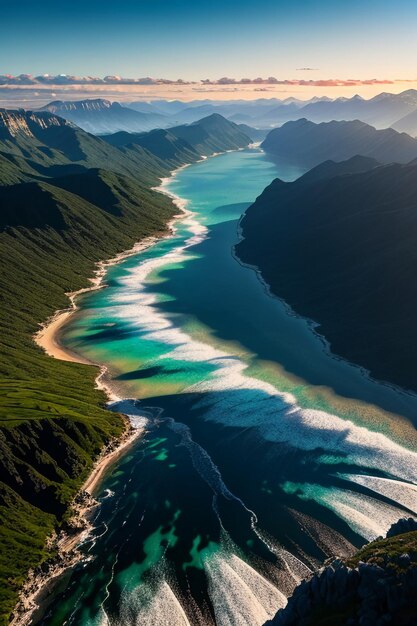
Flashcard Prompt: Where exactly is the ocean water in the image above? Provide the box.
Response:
[39,149,417,626]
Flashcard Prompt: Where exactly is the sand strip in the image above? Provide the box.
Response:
[14,151,229,626]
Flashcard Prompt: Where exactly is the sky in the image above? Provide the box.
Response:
[2,0,417,103]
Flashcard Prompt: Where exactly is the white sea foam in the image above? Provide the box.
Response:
[109,399,151,432]
[285,483,415,541]
[85,607,110,626]
[113,537,286,626]
[339,474,417,515]
[106,188,417,547]
[252,526,313,583]
[287,509,356,559]
[117,580,191,626]
[205,553,286,626]
[107,213,417,488]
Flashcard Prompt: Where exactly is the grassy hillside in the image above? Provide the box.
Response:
[0,112,185,624]
[0,108,171,187]
[0,107,251,623]
[0,171,175,624]
[104,128,201,167]
[102,114,253,165]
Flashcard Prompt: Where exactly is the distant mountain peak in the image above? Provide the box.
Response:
[191,112,228,124]
[42,98,114,113]
[39,98,168,135]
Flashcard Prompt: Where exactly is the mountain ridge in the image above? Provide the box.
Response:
[236,157,417,392]
[261,118,417,167]
[102,114,253,165]
[40,98,168,134]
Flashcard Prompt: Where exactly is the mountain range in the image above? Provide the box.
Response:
[3,97,417,622]
[103,113,252,164]
[126,90,417,132]
[33,90,417,137]
[257,89,417,129]
[261,118,417,167]
[236,155,417,392]
[41,99,168,134]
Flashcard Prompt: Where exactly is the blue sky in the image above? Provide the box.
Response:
[2,0,417,80]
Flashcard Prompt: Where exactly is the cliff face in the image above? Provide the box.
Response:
[266,519,417,626]
[0,109,71,139]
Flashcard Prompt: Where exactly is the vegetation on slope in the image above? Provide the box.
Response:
[102,113,253,165]
[237,157,417,392]
[0,111,204,623]
[0,175,174,623]
[0,108,252,623]
[261,118,417,167]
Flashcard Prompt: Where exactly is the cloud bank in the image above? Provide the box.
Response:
[0,74,400,88]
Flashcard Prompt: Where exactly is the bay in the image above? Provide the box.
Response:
[39,148,417,626]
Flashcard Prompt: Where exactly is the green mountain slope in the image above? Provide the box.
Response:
[0,108,252,623]
[236,157,417,392]
[171,113,251,155]
[0,107,173,187]
[0,170,175,624]
[104,128,201,167]
[102,114,252,165]
[262,118,417,167]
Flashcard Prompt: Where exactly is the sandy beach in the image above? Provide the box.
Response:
[9,417,145,626]
[13,154,221,626]
[34,160,191,370]
[33,236,160,366]
[11,167,188,626]
[35,310,91,364]
[34,146,227,370]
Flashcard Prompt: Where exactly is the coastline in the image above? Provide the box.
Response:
[13,159,196,626]
[16,148,242,626]
[9,417,145,626]
[34,161,191,370]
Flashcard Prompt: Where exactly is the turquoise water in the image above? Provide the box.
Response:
[40,149,417,626]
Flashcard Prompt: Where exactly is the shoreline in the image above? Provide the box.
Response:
[34,161,192,371]
[33,164,191,398]
[9,417,145,626]
[17,147,243,626]
[14,158,200,626]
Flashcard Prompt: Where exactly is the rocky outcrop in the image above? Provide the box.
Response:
[266,519,417,626]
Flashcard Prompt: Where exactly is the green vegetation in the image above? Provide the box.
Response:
[237,156,417,392]
[0,108,251,624]
[0,120,174,624]
[103,113,252,165]
[348,530,417,570]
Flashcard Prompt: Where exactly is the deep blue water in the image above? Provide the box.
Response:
[38,149,417,626]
